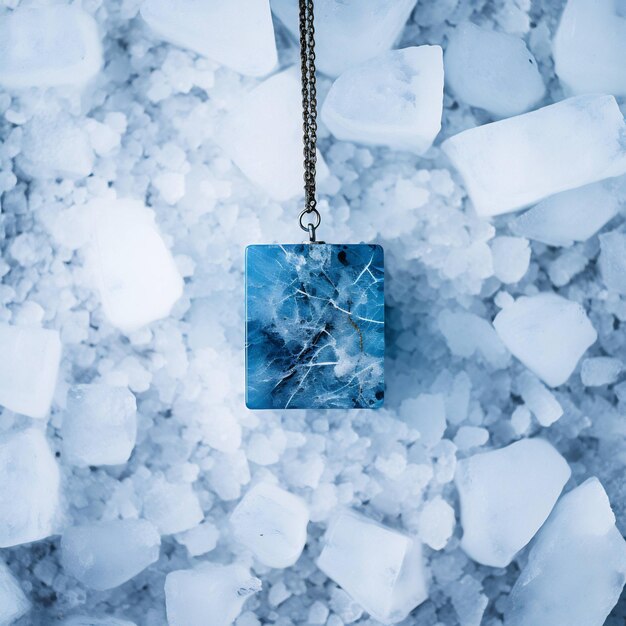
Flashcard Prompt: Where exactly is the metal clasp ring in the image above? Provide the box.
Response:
[299,207,321,242]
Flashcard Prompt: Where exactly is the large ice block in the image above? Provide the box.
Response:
[322,46,443,154]
[0,429,60,547]
[140,0,277,77]
[0,6,102,89]
[554,0,626,97]
[505,478,626,626]
[317,509,428,623]
[455,438,570,568]
[85,198,184,333]
[0,561,29,625]
[271,0,417,77]
[0,323,61,419]
[442,95,626,217]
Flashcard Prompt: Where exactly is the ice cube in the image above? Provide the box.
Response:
[321,46,443,154]
[0,323,61,419]
[230,482,309,568]
[177,521,219,557]
[218,69,329,201]
[85,198,184,333]
[490,236,530,284]
[62,618,136,626]
[0,429,60,547]
[61,519,160,591]
[517,371,563,427]
[140,0,277,77]
[581,356,623,387]
[165,563,261,626]
[317,509,428,623]
[599,231,626,295]
[444,22,545,117]
[493,293,597,387]
[398,393,447,447]
[62,384,137,467]
[504,478,626,626]
[143,480,204,535]
[455,438,570,567]
[0,6,102,89]
[270,0,417,77]
[0,561,29,625]
[510,181,620,247]
[442,95,626,217]
[553,0,626,97]
[417,496,456,550]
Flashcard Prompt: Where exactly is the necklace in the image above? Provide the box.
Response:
[245,0,385,410]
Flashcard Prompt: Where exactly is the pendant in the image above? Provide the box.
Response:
[245,243,385,410]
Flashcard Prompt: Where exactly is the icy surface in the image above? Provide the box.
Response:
[505,478,626,626]
[494,293,597,387]
[0,561,29,625]
[445,22,545,118]
[554,0,626,96]
[230,482,309,568]
[442,95,626,216]
[140,0,277,77]
[270,0,418,77]
[0,6,102,89]
[317,509,428,623]
[0,323,61,419]
[455,438,571,567]
[0,429,60,547]
[61,520,160,591]
[62,384,137,467]
[322,46,443,154]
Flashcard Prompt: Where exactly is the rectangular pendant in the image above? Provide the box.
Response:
[246,244,385,410]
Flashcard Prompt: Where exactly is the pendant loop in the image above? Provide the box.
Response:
[299,207,321,242]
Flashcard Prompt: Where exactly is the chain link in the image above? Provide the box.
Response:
[299,0,321,241]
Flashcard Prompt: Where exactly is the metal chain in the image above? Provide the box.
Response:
[298,0,321,242]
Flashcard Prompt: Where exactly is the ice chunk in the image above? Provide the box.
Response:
[510,405,531,436]
[581,356,623,387]
[143,480,203,535]
[444,22,545,117]
[517,372,563,427]
[493,293,597,387]
[510,181,620,247]
[504,478,626,626]
[62,618,136,626]
[0,6,102,89]
[490,237,530,284]
[417,497,455,550]
[317,509,428,623]
[442,95,626,217]
[177,521,219,557]
[230,482,309,568]
[554,0,626,97]
[218,70,328,201]
[85,198,184,333]
[61,520,160,591]
[455,438,570,567]
[599,231,626,295]
[321,46,443,154]
[165,563,261,626]
[140,0,277,77]
[399,393,447,446]
[271,0,417,77]
[0,561,29,625]
[62,384,137,467]
[0,429,60,547]
[0,324,61,419]
[454,426,489,450]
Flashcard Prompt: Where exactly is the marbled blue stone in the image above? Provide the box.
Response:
[246,244,385,410]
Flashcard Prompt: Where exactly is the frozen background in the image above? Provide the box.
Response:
[0,0,626,624]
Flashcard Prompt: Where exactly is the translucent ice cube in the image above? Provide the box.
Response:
[0,323,61,419]
[230,482,309,568]
[85,198,184,333]
[143,480,204,535]
[140,0,277,77]
[317,509,428,623]
[165,563,261,626]
[271,0,417,77]
[517,371,563,427]
[505,478,626,626]
[493,293,597,387]
[0,6,102,89]
[554,0,626,97]
[455,438,571,567]
[0,429,60,547]
[445,22,545,117]
[0,561,29,625]
[490,236,530,284]
[599,231,626,295]
[321,46,443,154]
[62,384,137,467]
[442,95,626,217]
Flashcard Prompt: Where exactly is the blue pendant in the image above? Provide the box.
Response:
[245,244,385,410]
